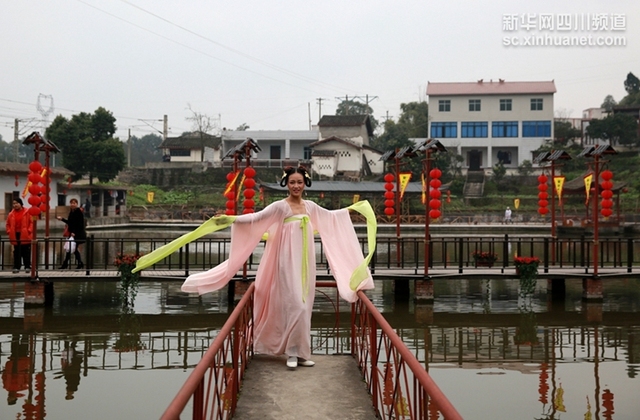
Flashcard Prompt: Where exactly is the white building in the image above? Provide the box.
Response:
[221,129,319,166]
[426,79,556,173]
[158,132,222,164]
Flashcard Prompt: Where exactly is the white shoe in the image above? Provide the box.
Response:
[297,358,315,367]
[286,356,297,369]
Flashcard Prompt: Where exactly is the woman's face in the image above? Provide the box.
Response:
[12,200,22,210]
[287,173,305,198]
[70,200,78,210]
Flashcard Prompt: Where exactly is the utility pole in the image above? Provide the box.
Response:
[14,119,19,162]
[316,97,327,121]
[128,128,132,167]
[163,115,168,140]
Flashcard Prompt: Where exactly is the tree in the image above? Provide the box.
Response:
[396,102,429,138]
[129,134,163,166]
[185,104,219,162]
[601,95,617,112]
[624,72,640,95]
[45,107,125,184]
[236,123,250,131]
[586,113,638,146]
[335,99,379,132]
[553,120,582,146]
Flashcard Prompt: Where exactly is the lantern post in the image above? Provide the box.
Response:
[578,145,617,280]
[414,139,446,278]
[534,150,572,265]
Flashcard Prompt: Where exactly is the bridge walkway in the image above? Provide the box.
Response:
[232,354,377,420]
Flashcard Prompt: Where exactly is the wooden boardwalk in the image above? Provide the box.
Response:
[1,265,639,283]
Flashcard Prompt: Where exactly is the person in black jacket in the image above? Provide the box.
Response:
[57,198,86,269]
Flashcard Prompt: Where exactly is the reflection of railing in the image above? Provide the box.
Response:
[353,291,463,420]
[161,283,254,420]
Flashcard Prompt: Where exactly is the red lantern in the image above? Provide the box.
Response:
[29,161,42,173]
[39,203,47,212]
[29,185,40,195]
[383,173,395,216]
[600,171,614,218]
[14,175,19,187]
[28,206,41,216]
[428,167,442,218]
[243,199,255,208]
[28,173,42,184]
[244,166,256,178]
[243,178,256,189]
[225,200,236,210]
[226,172,236,182]
[225,209,235,215]
[243,189,256,199]
[28,196,40,206]
[225,191,235,200]
[538,174,549,216]
[446,190,451,204]
[242,208,254,214]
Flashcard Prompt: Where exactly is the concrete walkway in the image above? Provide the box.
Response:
[233,354,378,420]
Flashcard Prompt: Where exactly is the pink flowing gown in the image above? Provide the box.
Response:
[181,199,374,360]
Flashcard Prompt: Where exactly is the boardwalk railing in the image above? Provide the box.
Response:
[161,282,462,420]
[353,291,463,420]
[161,283,254,420]
[5,234,639,274]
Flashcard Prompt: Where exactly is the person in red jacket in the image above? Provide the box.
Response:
[5,198,32,273]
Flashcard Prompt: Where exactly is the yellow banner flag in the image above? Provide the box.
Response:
[554,176,565,202]
[514,198,520,210]
[421,173,427,204]
[584,174,593,205]
[236,174,246,201]
[353,194,360,203]
[146,191,155,203]
[223,171,240,195]
[22,168,48,198]
[399,172,412,199]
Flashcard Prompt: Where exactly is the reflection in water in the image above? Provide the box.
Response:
[0,278,639,419]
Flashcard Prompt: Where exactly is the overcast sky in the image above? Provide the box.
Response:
[1,0,639,144]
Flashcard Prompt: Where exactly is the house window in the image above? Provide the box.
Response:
[461,122,488,137]
[497,150,512,164]
[270,145,281,159]
[500,99,512,111]
[303,147,312,160]
[438,100,451,112]
[492,121,518,137]
[531,98,543,111]
[169,149,190,157]
[522,121,551,137]
[430,122,457,138]
[469,99,481,112]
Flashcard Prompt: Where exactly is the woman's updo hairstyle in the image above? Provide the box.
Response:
[280,166,312,188]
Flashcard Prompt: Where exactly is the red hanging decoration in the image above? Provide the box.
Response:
[29,160,42,173]
[538,174,549,216]
[14,174,19,187]
[383,173,395,217]
[242,166,256,213]
[428,168,442,219]
[600,170,614,219]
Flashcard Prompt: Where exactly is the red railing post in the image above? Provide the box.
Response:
[369,311,379,413]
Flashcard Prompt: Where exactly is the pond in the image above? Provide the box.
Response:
[1,277,639,419]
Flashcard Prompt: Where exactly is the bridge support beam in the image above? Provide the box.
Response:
[414,279,434,302]
[24,281,54,306]
[582,277,603,301]
[231,280,252,303]
[394,279,411,301]
[546,279,566,301]
[583,302,603,323]
[414,304,434,324]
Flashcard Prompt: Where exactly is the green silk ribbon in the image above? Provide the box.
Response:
[346,201,377,290]
[132,215,237,273]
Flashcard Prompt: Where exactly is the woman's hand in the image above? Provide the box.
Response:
[57,216,62,221]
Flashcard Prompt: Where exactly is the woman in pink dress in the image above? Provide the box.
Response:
[134,166,376,369]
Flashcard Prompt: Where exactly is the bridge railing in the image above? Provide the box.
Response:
[161,283,254,420]
[4,234,638,274]
[352,290,463,420]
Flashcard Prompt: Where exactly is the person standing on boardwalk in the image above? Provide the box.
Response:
[133,166,377,369]
[57,198,86,269]
[504,206,512,224]
[5,198,32,274]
